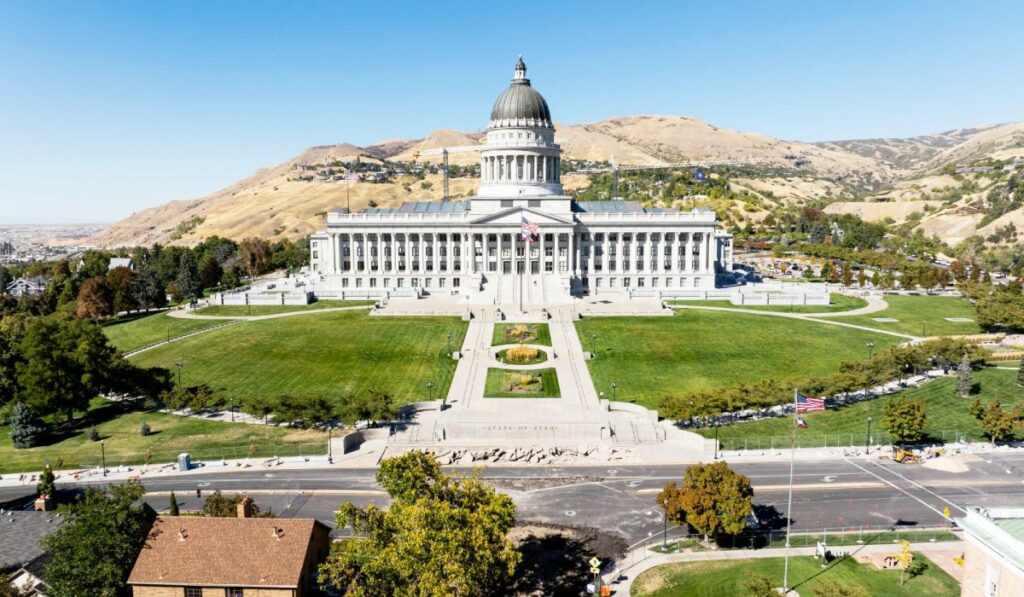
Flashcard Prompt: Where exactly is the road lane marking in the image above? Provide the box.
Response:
[868,460,968,515]
[843,458,947,518]
[636,481,887,494]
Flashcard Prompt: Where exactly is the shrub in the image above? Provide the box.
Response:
[87,426,100,442]
[139,422,152,437]
[506,346,539,363]
[509,324,531,340]
[518,374,534,386]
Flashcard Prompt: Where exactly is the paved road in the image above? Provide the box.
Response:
[5,455,1022,542]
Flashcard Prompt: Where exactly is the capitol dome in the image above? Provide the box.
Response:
[488,56,552,129]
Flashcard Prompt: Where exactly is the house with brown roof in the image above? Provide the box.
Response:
[127,516,331,597]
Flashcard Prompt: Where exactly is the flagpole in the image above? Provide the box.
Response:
[783,388,798,594]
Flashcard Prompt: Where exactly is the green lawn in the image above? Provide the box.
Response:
[577,310,899,408]
[700,368,1024,449]
[0,397,326,474]
[823,295,981,336]
[195,300,375,316]
[492,323,552,346]
[484,368,561,398]
[102,311,231,353]
[130,310,467,404]
[632,554,959,597]
[671,293,868,314]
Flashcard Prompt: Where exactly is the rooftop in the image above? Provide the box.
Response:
[957,507,1024,575]
[0,510,64,574]
[128,517,328,588]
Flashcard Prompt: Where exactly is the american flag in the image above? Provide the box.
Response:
[521,215,538,244]
[796,393,826,412]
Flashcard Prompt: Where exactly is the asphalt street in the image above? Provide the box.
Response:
[3,454,1022,544]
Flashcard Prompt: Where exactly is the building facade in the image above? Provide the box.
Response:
[310,58,732,304]
[957,507,1024,597]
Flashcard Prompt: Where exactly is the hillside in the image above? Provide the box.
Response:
[89,116,1024,249]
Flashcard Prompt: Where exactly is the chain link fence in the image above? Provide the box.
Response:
[715,429,972,453]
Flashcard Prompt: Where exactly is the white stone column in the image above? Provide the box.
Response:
[685,234,694,273]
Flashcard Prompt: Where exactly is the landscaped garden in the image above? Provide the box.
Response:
[495,345,548,365]
[577,310,899,408]
[129,310,468,404]
[822,294,981,336]
[492,323,551,346]
[632,553,959,597]
[671,292,868,314]
[0,397,326,474]
[195,300,375,316]
[484,368,561,398]
[697,367,1024,449]
[102,311,230,353]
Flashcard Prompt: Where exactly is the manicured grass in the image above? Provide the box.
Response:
[484,368,561,398]
[826,295,981,336]
[130,310,468,404]
[492,323,552,346]
[577,310,899,408]
[0,397,326,474]
[494,347,548,365]
[700,368,1024,449]
[632,554,959,597]
[671,293,868,314]
[196,300,374,316]
[102,311,230,353]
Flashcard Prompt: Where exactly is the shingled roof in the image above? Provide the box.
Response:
[127,517,328,588]
[0,510,64,574]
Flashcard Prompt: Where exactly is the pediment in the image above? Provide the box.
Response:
[469,207,574,226]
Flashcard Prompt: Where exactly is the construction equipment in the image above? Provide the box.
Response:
[893,448,920,464]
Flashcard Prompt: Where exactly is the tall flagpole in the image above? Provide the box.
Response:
[783,388,798,594]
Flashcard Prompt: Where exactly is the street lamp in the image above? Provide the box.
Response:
[591,334,598,357]
[229,396,235,422]
[175,360,183,387]
[426,381,434,401]
[866,341,875,360]
[714,424,720,460]
[610,381,617,401]
[866,417,873,455]
[922,320,927,337]
[447,331,453,356]
[100,439,106,477]
[327,424,333,464]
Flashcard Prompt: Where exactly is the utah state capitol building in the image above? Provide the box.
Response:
[309,57,733,305]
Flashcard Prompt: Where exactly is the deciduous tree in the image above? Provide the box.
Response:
[319,452,520,596]
[656,461,753,542]
[42,481,152,597]
[239,237,272,279]
[882,396,927,445]
[979,400,1021,443]
[75,277,113,321]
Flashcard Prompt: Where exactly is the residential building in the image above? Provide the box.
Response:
[5,276,49,298]
[108,257,134,271]
[0,510,65,596]
[127,516,332,597]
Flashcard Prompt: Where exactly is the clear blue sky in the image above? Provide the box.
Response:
[2,0,1022,224]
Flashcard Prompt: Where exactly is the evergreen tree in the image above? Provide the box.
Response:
[131,265,168,311]
[956,354,974,398]
[809,222,826,244]
[168,491,180,516]
[37,465,55,497]
[175,251,201,302]
[9,402,46,448]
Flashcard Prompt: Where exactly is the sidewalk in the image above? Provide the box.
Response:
[607,539,964,596]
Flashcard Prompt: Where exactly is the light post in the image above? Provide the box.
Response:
[591,334,597,357]
[229,396,235,422]
[866,416,873,455]
[714,424,720,460]
[447,331,453,356]
[866,341,875,360]
[327,425,333,464]
[663,509,668,547]
[610,382,617,401]
[175,360,183,387]
[100,439,106,477]
[426,381,434,402]
[922,320,927,337]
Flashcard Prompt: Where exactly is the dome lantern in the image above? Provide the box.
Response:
[488,56,552,129]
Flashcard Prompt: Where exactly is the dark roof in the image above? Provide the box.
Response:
[128,517,328,588]
[489,57,552,129]
[573,200,691,215]
[0,511,64,574]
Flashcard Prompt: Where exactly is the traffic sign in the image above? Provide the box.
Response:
[590,566,601,575]
[943,507,951,519]
[589,557,601,568]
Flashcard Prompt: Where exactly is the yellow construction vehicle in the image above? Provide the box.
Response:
[893,448,920,464]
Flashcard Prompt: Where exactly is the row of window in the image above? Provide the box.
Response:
[586,276,704,289]
[341,261,463,273]
[185,588,244,597]
[339,277,462,289]
[332,275,705,290]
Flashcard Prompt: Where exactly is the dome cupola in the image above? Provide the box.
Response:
[488,56,552,129]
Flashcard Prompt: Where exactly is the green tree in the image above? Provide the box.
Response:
[198,254,223,290]
[106,266,137,315]
[882,396,928,444]
[201,490,270,518]
[979,400,1020,443]
[9,401,46,448]
[956,353,974,397]
[1018,358,1024,388]
[814,579,868,597]
[131,265,167,311]
[42,480,152,597]
[37,464,55,497]
[656,461,753,542]
[168,491,180,516]
[743,573,777,597]
[175,251,201,302]
[74,277,113,321]
[319,452,520,596]
[16,316,118,421]
[809,222,826,244]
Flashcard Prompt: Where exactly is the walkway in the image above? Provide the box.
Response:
[608,539,964,596]
[809,294,889,317]
[166,304,373,321]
